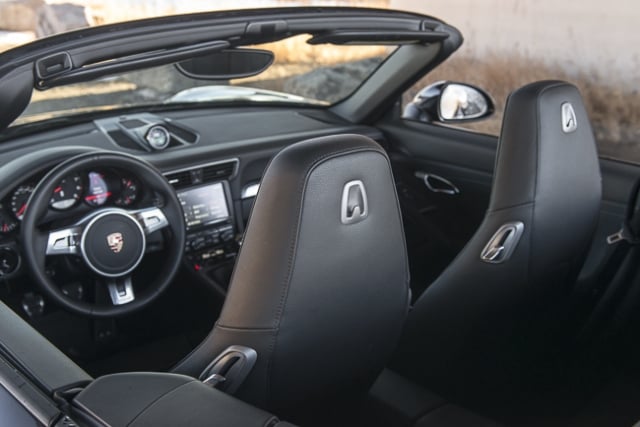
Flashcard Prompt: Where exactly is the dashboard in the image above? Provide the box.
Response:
[0,106,384,296]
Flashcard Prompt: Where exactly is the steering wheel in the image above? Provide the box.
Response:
[21,152,185,317]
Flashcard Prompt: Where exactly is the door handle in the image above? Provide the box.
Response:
[415,171,460,195]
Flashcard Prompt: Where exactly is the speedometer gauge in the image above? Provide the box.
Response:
[0,204,17,234]
[50,174,83,210]
[11,185,33,220]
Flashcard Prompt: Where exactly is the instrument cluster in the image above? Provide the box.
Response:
[0,169,141,235]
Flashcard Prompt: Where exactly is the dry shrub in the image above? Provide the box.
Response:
[406,52,640,159]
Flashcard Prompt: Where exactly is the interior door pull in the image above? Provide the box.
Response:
[415,172,460,195]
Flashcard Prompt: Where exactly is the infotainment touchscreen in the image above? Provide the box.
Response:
[177,182,230,230]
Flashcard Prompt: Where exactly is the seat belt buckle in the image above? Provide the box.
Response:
[607,222,640,245]
[607,229,625,245]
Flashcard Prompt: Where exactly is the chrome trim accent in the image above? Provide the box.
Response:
[415,171,460,195]
[199,345,258,393]
[480,221,525,264]
[241,182,260,199]
[202,373,227,388]
[145,125,171,150]
[133,207,169,235]
[561,102,578,133]
[341,180,368,225]
[106,276,135,305]
[79,209,146,278]
[607,229,625,245]
[46,226,82,256]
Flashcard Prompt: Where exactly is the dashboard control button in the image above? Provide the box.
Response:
[220,230,234,242]
[190,237,207,251]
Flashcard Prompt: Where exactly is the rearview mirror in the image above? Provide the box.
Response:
[402,81,494,123]
[175,48,274,80]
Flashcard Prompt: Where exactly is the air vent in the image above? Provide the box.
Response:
[165,170,193,189]
[107,129,144,150]
[165,160,237,189]
[202,162,235,183]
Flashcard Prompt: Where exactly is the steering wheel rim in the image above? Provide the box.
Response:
[21,152,185,317]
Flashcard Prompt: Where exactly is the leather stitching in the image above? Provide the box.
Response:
[266,139,386,405]
[126,380,197,426]
[528,82,566,279]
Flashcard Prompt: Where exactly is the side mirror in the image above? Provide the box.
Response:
[402,81,494,123]
[175,48,274,80]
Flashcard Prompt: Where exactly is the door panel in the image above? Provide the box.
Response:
[378,119,497,297]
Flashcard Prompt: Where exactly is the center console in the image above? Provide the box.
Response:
[71,372,295,427]
[177,180,239,292]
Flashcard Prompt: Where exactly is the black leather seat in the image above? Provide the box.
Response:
[393,81,602,399]
[173,134,410,417]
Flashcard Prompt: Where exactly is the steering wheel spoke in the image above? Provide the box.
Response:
[106,276,135,305]
[133,207,170,235]
[46,225,82,256]
[21,152,185,317]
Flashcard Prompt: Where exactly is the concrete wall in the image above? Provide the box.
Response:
[45,0,388,26]
[391,0,639,86]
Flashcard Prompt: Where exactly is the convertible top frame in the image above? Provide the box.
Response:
[0,7,462,132]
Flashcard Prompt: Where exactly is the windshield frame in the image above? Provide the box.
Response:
[0,7,460,135]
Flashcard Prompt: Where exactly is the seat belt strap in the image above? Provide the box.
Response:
[607,177,640,245]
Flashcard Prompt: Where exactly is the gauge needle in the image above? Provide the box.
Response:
[85,192,111,201]
[54,186,62,193]
[16,204,26,217]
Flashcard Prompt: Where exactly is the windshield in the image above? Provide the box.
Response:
[14,36,392,126]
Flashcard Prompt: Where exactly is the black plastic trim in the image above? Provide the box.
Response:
[307,30,449,45]
[37,40,230,89]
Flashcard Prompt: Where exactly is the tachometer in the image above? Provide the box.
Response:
[11,185,34,220]
[50,174,83,210]
[114,178,139,207]
[0,204,18,234]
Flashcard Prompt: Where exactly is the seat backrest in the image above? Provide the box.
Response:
[394,81,602,398]
[175,134,410,415]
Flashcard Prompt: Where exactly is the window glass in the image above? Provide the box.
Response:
[14,37,391,126]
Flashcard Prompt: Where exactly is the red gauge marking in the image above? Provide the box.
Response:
[15,204,26,217]
[54,186,62,193]
[84,192,111,201]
